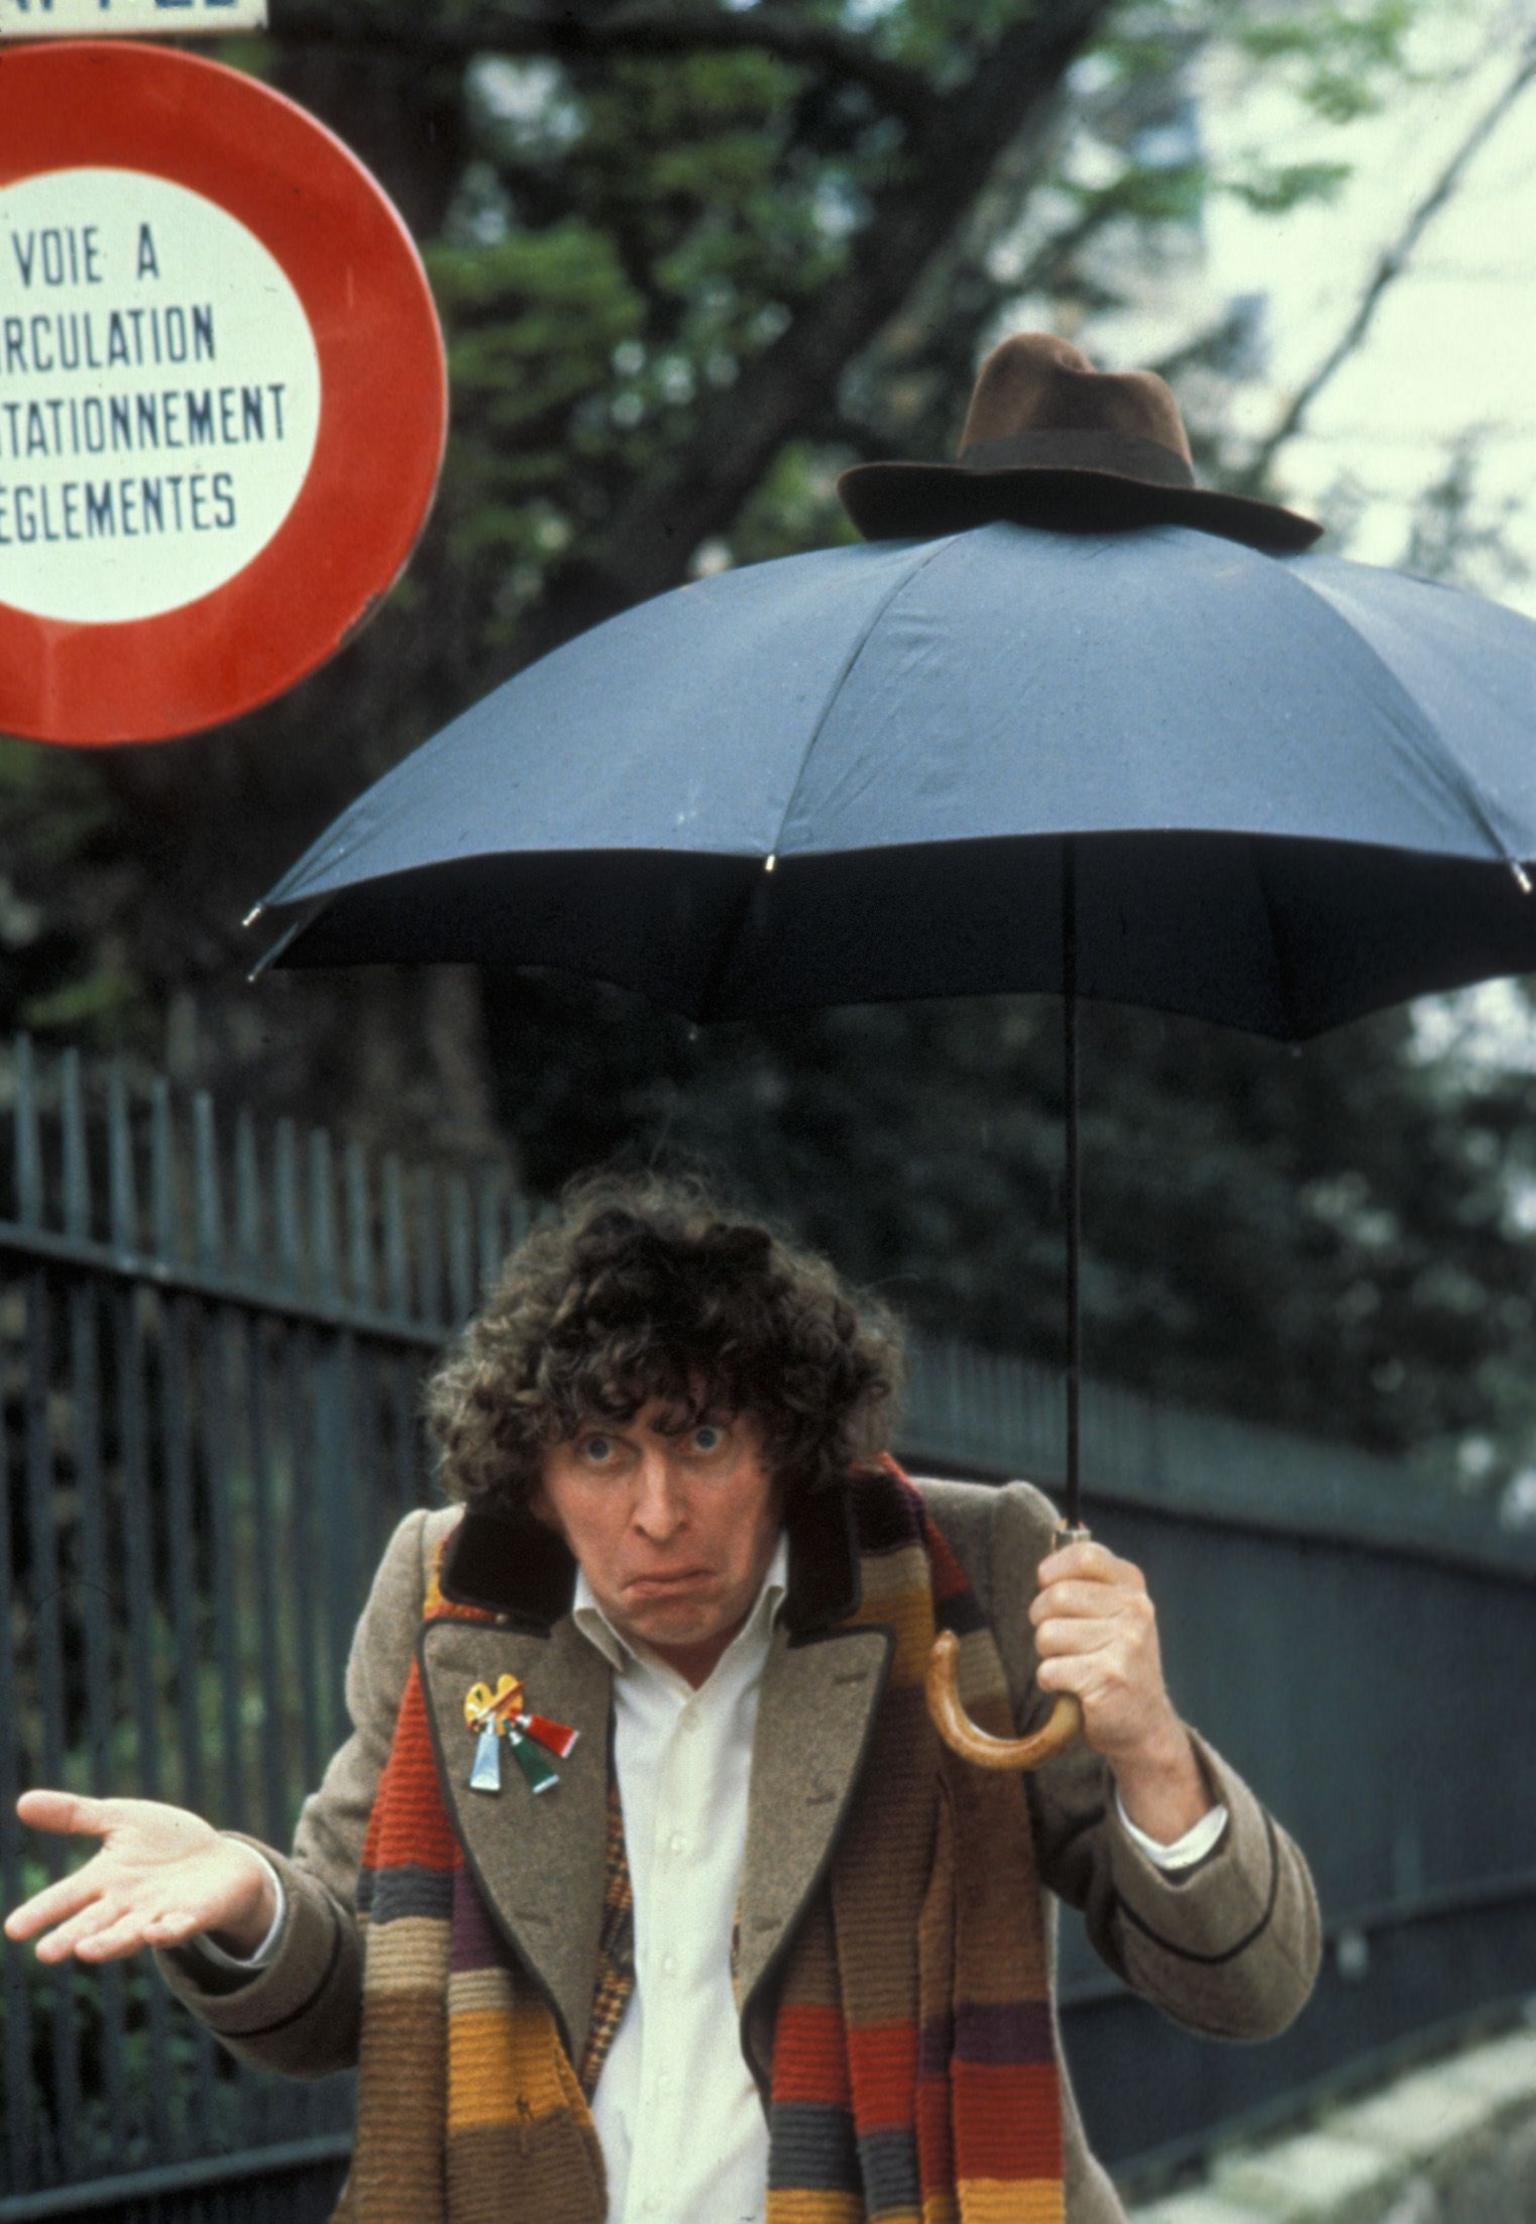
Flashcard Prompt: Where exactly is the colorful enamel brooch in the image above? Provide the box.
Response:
[463,1675,579,1795]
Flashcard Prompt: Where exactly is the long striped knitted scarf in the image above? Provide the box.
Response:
[338,1469,1063,2224]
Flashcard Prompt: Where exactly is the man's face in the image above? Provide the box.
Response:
[535,1399,783,1685]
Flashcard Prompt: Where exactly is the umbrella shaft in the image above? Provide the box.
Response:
[1063,846,1081,1530]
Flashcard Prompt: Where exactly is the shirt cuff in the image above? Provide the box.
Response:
[193,1848,288,1970]
[1115,1790,1230,1871]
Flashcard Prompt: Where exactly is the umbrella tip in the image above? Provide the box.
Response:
[242,902,265,928]
[1514,862,1533,896]
[765,853,777,873]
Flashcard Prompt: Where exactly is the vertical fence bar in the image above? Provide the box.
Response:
[475,1166,507,1302]
[341,1135,390,1581]
[307,1129,338,1315]
[152,1083,203,1814]
[237,1296,283,2158]
[0,1289,37,2192]
[151,1080,218,2153]
[345,1142,374,1318]
[308,1128,360,1718]
[274,1122,323,1800]
[194,1095,246,1839]
[236,1119,289,1853]
[62,1052,132,2170]
[274,1121,302,1297]
[284,1310,324,1801]
[381,1154,409,1323]
[14,1045,82,2183]
[380,1157,420,1522]
[414,1165,442,1336]
[24,1258,84,2182]
[445,1172,474,1333]
[14,1032,43,1228]
[106,1064,175,2160]
[235,1095,288,2148]
[233,1112,263,1285]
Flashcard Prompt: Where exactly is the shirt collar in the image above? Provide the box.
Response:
[573,1531,789,1679]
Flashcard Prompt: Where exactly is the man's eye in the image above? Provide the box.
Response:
[690,1423,727,1454]
[579,1435,615,1464]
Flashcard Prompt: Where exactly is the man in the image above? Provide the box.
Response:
[7,1175,1319,2223]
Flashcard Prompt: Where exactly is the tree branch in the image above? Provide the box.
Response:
[273,0,933,123]
[1232,36,1536,496]
[514,0,1119,658]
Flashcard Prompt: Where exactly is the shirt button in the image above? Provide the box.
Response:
[681,1710,700,1732]
[668,1831,685,1855]
[661,1953,677,1977]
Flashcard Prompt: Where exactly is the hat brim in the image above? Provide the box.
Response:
[837,460,1323,553]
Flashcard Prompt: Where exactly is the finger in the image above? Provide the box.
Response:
[1036,1541,1144,1589]
[75,1909,182,1963]
[1033,1615,1121,1659]
[1036,1648,1134,1703]
[141,1910,205,1947]
[29,1892,132,1964]
[1035,1651,1097,1699]
[16,1790,115,1839]
[1031,1577,1153,1627]
[4,1866,107,1944]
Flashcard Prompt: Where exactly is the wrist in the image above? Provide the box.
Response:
[208,1843,279,1955]
[1110,1717,1212,1846]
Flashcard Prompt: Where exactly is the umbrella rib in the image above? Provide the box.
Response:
[767,536,961,860]
[1275,559,1529,872]
[687,538,964,1017]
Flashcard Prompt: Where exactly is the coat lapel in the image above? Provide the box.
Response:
[418,1612,612,2067]
[735,1620,892,2026]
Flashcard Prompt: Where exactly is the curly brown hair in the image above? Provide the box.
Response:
[425,1171,904,1513]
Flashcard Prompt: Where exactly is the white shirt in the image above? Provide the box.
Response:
[570,1539,787,2224]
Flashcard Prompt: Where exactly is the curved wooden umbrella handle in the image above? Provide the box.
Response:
[925,1523,1090,1772]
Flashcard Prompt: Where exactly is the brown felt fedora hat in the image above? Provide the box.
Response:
[838,331,1322,552]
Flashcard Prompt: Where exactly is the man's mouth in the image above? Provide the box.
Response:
[625,1569,712,1598]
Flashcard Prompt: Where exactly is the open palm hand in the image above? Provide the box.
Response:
[5,1790,275,1964]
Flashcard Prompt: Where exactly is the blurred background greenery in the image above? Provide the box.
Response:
[4,0,1534,1509]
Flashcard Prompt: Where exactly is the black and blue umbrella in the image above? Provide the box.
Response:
[255,517,1536,1033]
[253,339,1536,1764]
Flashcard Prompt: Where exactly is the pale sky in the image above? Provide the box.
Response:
[1204,2,1536,605]
[1100,3,1536,1078]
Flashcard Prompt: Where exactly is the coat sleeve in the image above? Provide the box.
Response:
[972,1478,1321,2042]
[153,1505,438,2078]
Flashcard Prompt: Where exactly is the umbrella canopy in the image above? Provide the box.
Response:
[255,521,1536,1038]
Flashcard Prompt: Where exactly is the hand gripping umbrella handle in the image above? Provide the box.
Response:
[924,1524,1090,1772]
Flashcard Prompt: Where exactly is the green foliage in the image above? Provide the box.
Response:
[1064,158,1212,226]
[1224,160,1353,213]
[1234,0,1421,119]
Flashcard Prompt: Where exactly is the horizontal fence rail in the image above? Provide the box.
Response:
[3,1034,1534,2218]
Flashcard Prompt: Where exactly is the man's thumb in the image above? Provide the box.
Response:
[16,1789,113,1838]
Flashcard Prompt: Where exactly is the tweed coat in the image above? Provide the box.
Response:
[159,1477,1321,2223]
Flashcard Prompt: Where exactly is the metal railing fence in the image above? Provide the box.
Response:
[2,1035,1534,2218]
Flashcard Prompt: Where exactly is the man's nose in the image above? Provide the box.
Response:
[630,1447,687,1538]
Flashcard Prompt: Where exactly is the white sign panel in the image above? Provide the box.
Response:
[0,168,321,623]
[1,0,266,37]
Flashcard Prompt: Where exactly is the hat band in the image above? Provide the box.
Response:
[959,430,1196,489]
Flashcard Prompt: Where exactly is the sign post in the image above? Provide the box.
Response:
[0,42,447,743]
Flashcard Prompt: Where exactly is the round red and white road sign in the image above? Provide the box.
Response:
[0,41,447,744]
